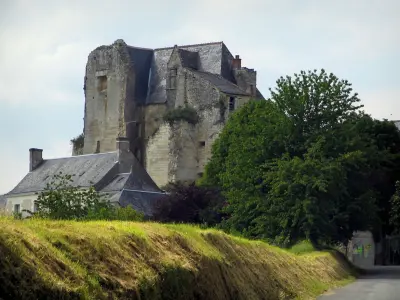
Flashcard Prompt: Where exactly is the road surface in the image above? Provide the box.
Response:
[318,266,400,300]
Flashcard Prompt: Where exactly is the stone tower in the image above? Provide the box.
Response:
[80,39,263,187]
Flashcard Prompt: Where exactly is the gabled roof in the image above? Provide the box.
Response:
[6,152,119,195]
[190,70,249,96]
[101,159,160,193]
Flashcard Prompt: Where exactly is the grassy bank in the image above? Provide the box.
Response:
[0,218,357,300]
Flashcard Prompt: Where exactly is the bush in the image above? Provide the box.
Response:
[152,181,226,225]
[86,205,144,221]
[163,106,199,126]
[30,172,144,221]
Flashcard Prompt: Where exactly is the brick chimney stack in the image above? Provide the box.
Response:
[29,148,43,172]
[232,55,242,69]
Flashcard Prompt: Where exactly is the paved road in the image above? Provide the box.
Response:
[318,266,400,300]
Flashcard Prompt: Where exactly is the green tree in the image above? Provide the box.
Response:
[202,69,400,247]
[390,181,400,234]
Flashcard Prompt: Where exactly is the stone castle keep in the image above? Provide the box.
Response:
[77,39,263,187]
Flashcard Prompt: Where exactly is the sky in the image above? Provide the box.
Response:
[0,0,399,194]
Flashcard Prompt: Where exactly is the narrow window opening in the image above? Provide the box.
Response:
[169,68,177,89]
[199,141,205,147]
[33,202,38,212]
[14,204,20,213]
[95,141,100,153]
[97,75,107,92]
[229,97,236,112]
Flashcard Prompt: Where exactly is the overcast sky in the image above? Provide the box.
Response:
[0,0,399,194]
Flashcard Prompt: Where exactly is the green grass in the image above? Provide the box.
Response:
[0,218,357,300]
[288,240,316,255]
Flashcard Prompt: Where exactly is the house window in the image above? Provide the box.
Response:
[199,141,205,147]
[229,97,236,112]
[33,202,38,212]
[97,75,107,92]
[14,204,20,213]
[169,68,177,89]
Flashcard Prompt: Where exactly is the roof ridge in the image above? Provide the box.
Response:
[43,151,118,161]
[126,45,154,51]
[154,41,223,51]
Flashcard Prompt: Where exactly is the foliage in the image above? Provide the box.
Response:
[390,181,400,234]
[163,106,199,126]
[202,69,400,247]
[85,205,144,221]
[33,172,144,221]
[288,240,316,254]
[70,133,84,155]
[152,181,227,226]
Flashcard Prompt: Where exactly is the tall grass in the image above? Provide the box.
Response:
[0,218,357,300]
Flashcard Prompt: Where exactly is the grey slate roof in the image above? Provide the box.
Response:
[0,195,6,210]
[110,189,167,217]
[102,159,160,193]
[190,70,249,96]
[147,42,224,104]
[126,46,153,104]
[7,152,118,195]
[178,49,199,70]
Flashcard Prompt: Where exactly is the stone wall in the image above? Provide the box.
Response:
[83,40,135,154]
[145,124,171,187]
[144,66,252,187]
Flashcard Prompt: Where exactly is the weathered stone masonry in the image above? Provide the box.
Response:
[79,39,264,187]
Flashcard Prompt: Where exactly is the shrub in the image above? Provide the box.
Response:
[30,172,144,221]
[152,181,226,225]
[70,133,84,155]
[163,106,199,126]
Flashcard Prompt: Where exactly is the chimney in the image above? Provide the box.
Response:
[116,137,133,173]
[232,55,241,70]
[29,148,43,172]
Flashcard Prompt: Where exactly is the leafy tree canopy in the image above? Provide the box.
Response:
[202,69,400,247]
